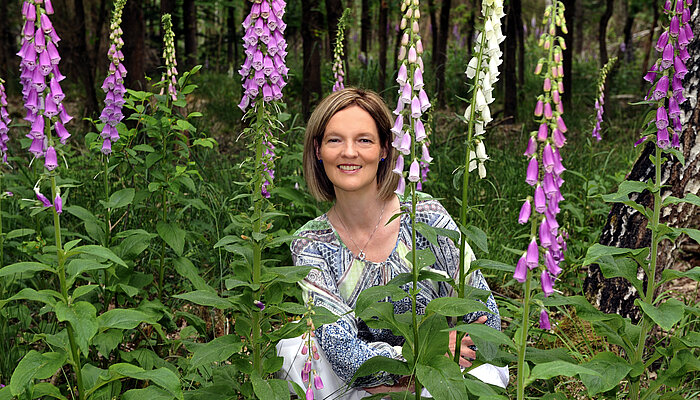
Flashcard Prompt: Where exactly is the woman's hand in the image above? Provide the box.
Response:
[448,315,487,368]
[363,375,415,394]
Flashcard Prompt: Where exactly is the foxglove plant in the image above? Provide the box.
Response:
[590,57,616,141]
[161,15,178,101]
[514,2,568,399]
[99,0,127,155]
[0,77,10,164]
[299,297,323,400]
[331,9,350,92]
[237,0,288,377]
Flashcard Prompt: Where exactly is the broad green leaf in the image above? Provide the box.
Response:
[183,384,240,400]
[157,222,186,256]
[65,205,99,223]
[526,360,601,385]
[636,298,685,331]
[0,262,53,277]
[580,352,632,395]
[120,349,169,371]
[54,301,98,356]
[262,265,314,284]
[583,244,648,266]
[355,285,409,315]
[680,228,700,243]
[601,181,648,202]
[101,188,135,209]
[461,225,489,254]
[173,257,215,292]
[464,375,507,399]
[69,245,127,267]
[662,266,700,283]
[109,363,183,400]
[73,284,99,299]
[425,297,489,317]
[0,287,57,308]
[123,386,174,400]
[174,290,233,309]
[352,356,410,383]
[471,259,514,273]
[66,259,110,283]
[190,335,243,368]
[10,351,67,396]
[0,386,10,400]
[595,255,644,294]
[406,248,437,269]
[416,356,469,400]
[5,228,35,240]
[97,309,156,330]
[30,382,67,400]
[446,323,515,350]
[92,330,123,357]
[250,374,289,400]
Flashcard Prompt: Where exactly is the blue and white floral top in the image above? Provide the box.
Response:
[290,198,501,388]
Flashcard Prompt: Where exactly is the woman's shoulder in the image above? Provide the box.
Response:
[398,193,451,216]
[291,213,337,254]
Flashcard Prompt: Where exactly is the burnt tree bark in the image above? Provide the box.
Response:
[598,0,614,66]
[504,0,518,123]
[378,0,388,94]
[301,0,323,119]
[584,12,700,320]
[183,0,197,68]
[123,0,146,90]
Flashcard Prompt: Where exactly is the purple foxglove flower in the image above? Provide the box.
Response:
[539,218,552,247]
[524,136,537,156]
[542,143,554,173]
[306,384,314,400]
[558,81,564,94]
[664,0,672,11]
[656,106,669,130]
[415,120,426,142]
[526,157,539,186]
[44,98,58,117]
[552,149,566,175]
[552,90,560,105]
[418,89,431,112]
[534,99,544,116]
[400,82,412,104]
[101,138,112,155]
[673,56,688,80]
[391,114,404,135]
[414,68,424,90]
[653,75,669,100]
[301,369,309,383]
[254,300,265,310]
[393,155,404,175]
[518,199,531,224]
[35,188,52,207]
[395,176,406,196]
[534,59,544,75]
[514,253,527,283]
[44,146,58,171]
[539,309,551,329]
[410,96,421,118]
[556,116,567,133]
[55,121,71,144]
[534,184,546,213]
[301,344,308,355]
[678,27,689,50]
[552,128,566,148]
[314,374,324,390]
[421,143,433,163]
[537,123,548,141]
[30,116,45,139]
[679,47,690,63]
[40,13,54,34]
[542,172,557,196]
[656,30,670,52]
[672,116,682,134]
[399,132,411,155]
[541,270,554,297]
[683,22,693,42]
[661,43,674,69]
[682,7,691,23]
[397,63,408,85]
[544,102,552,119]
[408,46,417,63]
[657,128,670,149]
[543,77,551,91]
[262,84,273,102]
[29,138,45,158]
[526,238,539,269]
[303,360,312,374]
[54,193,63,214]
[672,133,680,148]
[671,75,684,99]
[545,250,561,276]
[670,15,680,37]
[408,159,420,182]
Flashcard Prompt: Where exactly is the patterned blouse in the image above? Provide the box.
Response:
[290,198,501,388]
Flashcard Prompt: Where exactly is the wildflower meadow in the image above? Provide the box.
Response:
[0,0,698,399]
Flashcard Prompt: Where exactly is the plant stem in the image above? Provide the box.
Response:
[629,145,662,400]
[103,158,112,312]
[517,219,537,400]
[251,102,265,375]
[158,120,168,300]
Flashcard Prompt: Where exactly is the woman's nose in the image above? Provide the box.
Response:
[341,142,358,157]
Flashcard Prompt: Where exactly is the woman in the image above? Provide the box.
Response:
[278,88,507,398]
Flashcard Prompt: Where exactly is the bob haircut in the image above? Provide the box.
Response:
[303,87,399,202]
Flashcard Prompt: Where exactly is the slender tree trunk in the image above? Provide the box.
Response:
[599,0,614,66]
[574,0,585,55]
[93,0,108,74]
[562,0,574,107]
[73,0,98,118]
[434,0,451,106]
[622,14,636,61]
[503,0,517,122]
[514,0,524,86]
[326,0,343,58]
[466,0,480,58]
[123,0,146,90]
[428,0,439,67]
[640,0,659,88]
[0,0,14,81]
[584,12,700,320]
[227,4,237,68]
[183,0,197,68]
[301,0,323,119]
[378,0,388,94]
[393,12,401,81]
[361,0,370,58]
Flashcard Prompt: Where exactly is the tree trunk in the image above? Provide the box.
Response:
[378,0,388,94]
[227,4,237,68]
[466,0,480,58]
[503,0,517,123]
[93,0,109,75]
[515,0,524,86]
[435,0,451,106]
[183,0,197,68]
[428,0,439,68]
[584,12,700,321]
[562,0,574,107]
[640,0,659,89]
[73,0,98,118]
[301,0,323,119]
[598,0,614,66]
[0,0,15,81]
[360,0,370,59]
[123,0,146,90]
[325,0,343,59]
[574,0,585,55]
[622,14,636,62]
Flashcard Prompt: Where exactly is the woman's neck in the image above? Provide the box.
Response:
[332,190,397,232]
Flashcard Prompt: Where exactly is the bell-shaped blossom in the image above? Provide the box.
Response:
[526,238,539,269]
[35,188,52,208]
[0,79,11,163]
[408,159,420,182]
[541,270,554,297]
[514,253,527,283]
[539,309,551,330]
[518,199,531,224]
[526,157,539,186]
[54,193,63,214]
[393,155,404,175]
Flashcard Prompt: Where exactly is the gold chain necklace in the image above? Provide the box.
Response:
[334,201,386,262]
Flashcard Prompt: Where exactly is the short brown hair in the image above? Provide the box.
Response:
[303,88,399,202]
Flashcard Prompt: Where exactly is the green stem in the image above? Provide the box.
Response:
[103,158,112,312]
[158,121,168,300]
[251,102,265,375]
[629,145,662,400]
[0,178,4,270]
[517,219,538,400]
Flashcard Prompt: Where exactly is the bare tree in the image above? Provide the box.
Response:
[598,0,614,66]
[183,0,197,68]
[123,0,146,90]
[361,0,370,58]
[378,0,388,93]
[504,0,518,123]
[301,0,323,119]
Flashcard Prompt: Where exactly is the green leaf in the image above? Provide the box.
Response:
[446,323,515,350]
[662,266,700,283]
[173,257,215,292]
[133,144,155,152]
[250,375,289,400]
[636,298,685,331]
[108,363,183,400]
[355,285,409,315]
[406,248,437,269]
[123,386,174,400]
[471,259,514,273]
[156,222,186,256]
[461,225,489,254]
[69,245,128,267]
[582,244,648,266]
[190,335,243,368]
[0,287,57,308]
[425,297,490,317]
[595,255,644,294]
[173,290,233,309]
[31,382,67,400]
[93,329,123,357]
[263,265,314,284]
[601,181,648,202]
[97,309,156,330]
[416,356,469,400]
[680,228,700,243]
[580,352,632,395]
[5,228,35,240]
[10,351,67,396]
[100,188,135,209]
[525,360,601,385]
[54,301,98,356]
[73,284,99,299]
[0,262,53,278]
[352,356,410,383]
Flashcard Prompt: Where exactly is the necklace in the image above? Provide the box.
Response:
[333,201,386,262]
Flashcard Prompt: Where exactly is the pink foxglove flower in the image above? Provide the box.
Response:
[539,309,551,330]
[0,77,10,163]
[99,0,127,155]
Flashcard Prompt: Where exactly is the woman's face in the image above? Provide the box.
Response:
[318,106,386,197]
